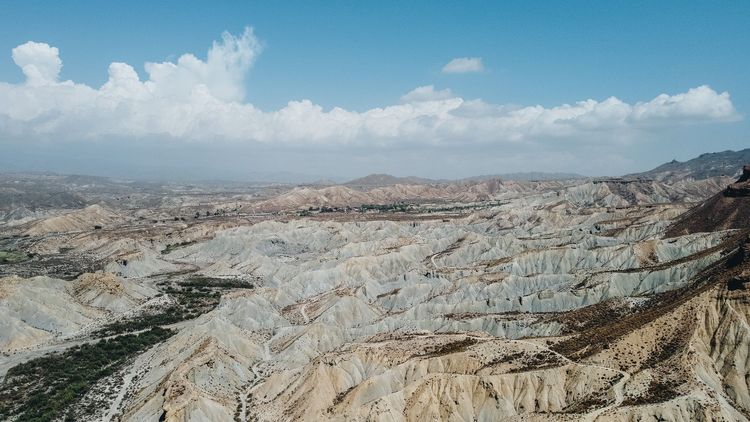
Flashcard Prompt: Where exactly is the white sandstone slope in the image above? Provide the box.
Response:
[0,272,156,352]
[70,271,157,313]
[0,276,104,351]
[22,204,123,235]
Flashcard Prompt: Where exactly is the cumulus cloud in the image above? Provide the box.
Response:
[0,29,740,149]
[142,27,261,102]
[442,57,484,74]
[12,41,62,86]
[631,86,737,123]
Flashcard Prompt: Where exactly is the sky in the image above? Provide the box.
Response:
[0,0,748,182]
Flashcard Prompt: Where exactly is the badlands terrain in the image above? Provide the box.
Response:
[1,149,750,421]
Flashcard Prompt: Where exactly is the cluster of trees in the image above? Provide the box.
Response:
[297,203,417,216]
[424,201,504,213]
[0,328,173,422]
[181,276,255,290]
[359,203,411,212]
[193,207,238,219]
[298,206,350,216]
[161,240,196,255]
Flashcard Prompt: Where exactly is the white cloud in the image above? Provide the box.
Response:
[632,85,737,123]
[142,27,261,102]
[400,85,454,103]
[0,30,740,149]
[442,57,484,74]
[12,41,62,86]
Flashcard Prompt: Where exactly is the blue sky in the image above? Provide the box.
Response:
[0,1,747,180]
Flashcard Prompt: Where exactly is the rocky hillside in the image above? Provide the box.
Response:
[627,148,750,182]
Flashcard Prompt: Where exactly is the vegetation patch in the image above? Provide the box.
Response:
[360,203,412,213]
[161,240,196,255]
[508,350,566,373]
[0,250,29,264]
[479,351,524,370]
[641,332,689,369]
[415,337,479,358]
[94,286,222,337]
[375,288,401,299]
[332,385,356,406]
[553,299,636,335]
[181,276,256,290]
[424,201,507,213]
[623,378,681,405]
[560,396,609,414]
[0,327,173,422]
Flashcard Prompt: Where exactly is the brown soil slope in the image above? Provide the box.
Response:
[666,165,750,237]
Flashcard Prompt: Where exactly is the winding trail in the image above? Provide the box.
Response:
[430,253,439,269]
[238,363,264,422]
[300,302,310,324]
[101,360,140,422]
[238,336,273,422]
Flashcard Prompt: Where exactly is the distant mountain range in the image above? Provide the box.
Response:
[4,148,748,191]
[341,148,750,187]
[626,148,750,182]
[344,174,439,187]
[343,171,585,187]
[459,172,586,182]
